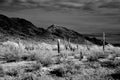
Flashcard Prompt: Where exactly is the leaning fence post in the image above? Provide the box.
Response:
[57,39,60,53]
[103,32,105,51]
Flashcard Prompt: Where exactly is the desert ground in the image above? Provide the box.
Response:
[0,39,120,80]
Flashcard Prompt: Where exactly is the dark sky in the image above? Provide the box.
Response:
[0,0,120,34]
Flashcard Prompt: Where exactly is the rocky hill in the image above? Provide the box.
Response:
[0,14,53,40]
[0,14,107,45]
[47,24,108,45]
[47,24,85,44]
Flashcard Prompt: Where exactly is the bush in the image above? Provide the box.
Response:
[5,68,18,77]
[49,60,82,78]
[50,67,67,77]
[113,59,120,67]
[2,51,20,62]
[87,51,108,62]
[27,52,55,67]
[39,56,53,67]
[0,43,25,62]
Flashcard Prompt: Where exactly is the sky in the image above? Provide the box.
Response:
[0,0,120,43]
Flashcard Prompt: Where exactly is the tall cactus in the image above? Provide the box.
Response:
[57,39,60,53]
[68,38,72,51]
[64,38,68,50]
[79,52,83,61]
[85,40,90,50]
[65,41,68,50]
[103,32,105,51]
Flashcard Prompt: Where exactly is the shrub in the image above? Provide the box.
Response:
[113,59,120,67]
[50,67,67,77]
[0,43,25,62]
[4,66,23,77]
[2,51,20,62]
[18,73,37,80]
[5,68,18,77]
[39,56,53,67]
[49,60,82,78]
[37,75,54,80]
[100,60,116,68]
[27,52,55,67]
[87,51,108,62]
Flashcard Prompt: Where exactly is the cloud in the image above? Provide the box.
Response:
[1,0,120,10]
[0,0,4,3]
[59,2,85,8]
[0,0,51,4]
[0,0,57,8]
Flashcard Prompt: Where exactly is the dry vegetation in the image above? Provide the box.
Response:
[0,39,120,80]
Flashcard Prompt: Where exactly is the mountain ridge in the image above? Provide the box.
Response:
[0,14,107,45]
[0,14,52,37]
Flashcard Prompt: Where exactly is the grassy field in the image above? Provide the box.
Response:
[0,39,120,80]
